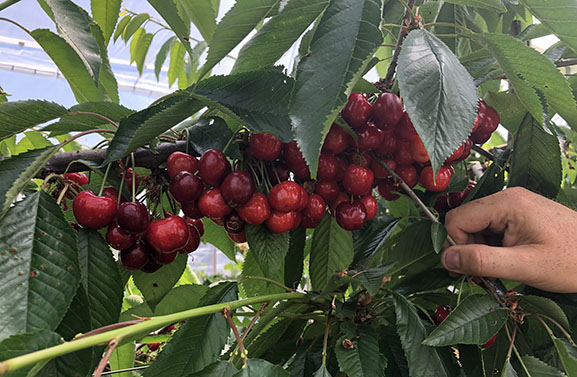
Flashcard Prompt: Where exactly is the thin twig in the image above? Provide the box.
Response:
[240,303,268,342]
[69,112,119,128]
[0,17,30,34]
[223,307,247,365]
[93,338,120,377]
[472,144,495,161]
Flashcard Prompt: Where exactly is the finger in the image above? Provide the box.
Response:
[441,244,540,285]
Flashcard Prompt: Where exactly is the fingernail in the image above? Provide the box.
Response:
[444,250,460,270]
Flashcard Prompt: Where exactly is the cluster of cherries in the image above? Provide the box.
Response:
[65,170,204,273]
[433,305,497,348]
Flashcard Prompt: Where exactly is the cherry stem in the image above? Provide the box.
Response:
[93,338,120,377]
[321,296,336,367]
[131,153,136,202]
[504,321,518,365]
[69,112,119,128]
[55,184,70,206]
[98,164,113,197]
[223,307,247,365]
[240,303,268,342]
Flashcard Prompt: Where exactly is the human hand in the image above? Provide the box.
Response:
[441,187,577,293]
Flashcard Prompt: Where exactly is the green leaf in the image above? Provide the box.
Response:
[135,32,154,75]
[89,14,119,103]
[392,292,449,377]
[423,295,508,347]
[198,0,280,79]
[109,342,137,377]
[201,218,236,261]
[232,0,329,73]
[553,338,577,377]
[45,102,133,134]
[430,222,447,254]
[485,91,527,133]
[132,254,188,310]
[192,69,295,142]
[123,13,150,42]
[232,359,289,377]
[146,0,192,56]
[519,295,570,331]
[457,345,485,377]
[246,224,289,280]
[91,0,121,44]
[397,29,477,173]
[335,322,387,377]
[31,29,108,103]
[129,28,145,63]
[353,217,400,267]
[44,0,102,82]
[284,227,306,289]
[348,264,394,295]
[168,41,186,88]
[380,221,434,276]
[0,330,61,377]
[465,162,506,203]
[77,229,123,328]
[519,0,577,54]
[508,115,562,198]
[0,146,58,219]
[313,365,333,377]
[178,0,217,43]
[186,361,238,377]
[113,14,131,42]
[155,37,176,81]
[154,285,208,315]
[105,93,202,163]
[143,282,238,377]
[246,316,307,361]
[0,100,67,142]
[522,355,566,377]
[444,0,506,11]
[473,32,577,130]
[309,215,354,291]
[0,192,80,340]
[242,246,284,297]
[502,360,519,377]
[290,0,384,177]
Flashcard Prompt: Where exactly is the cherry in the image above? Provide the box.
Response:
[248,132,283,160]
[395,164,418,188]
[106,222,137,250]
[482,334,498,349]
[448,180,475,208]
[394,112,419,141]
[420,166,452,192]
[102,186,127,203]
[198,149,231,187]
[433,305,451,325]
[314,181,339,206]
[147,343,161,351]
[220,171,256,207]
[409,138,430,164]
[64,172,88,186]
[323,124,351,155]
[377,179,400,201]
[334,157,347,182]
[145,216,189,254]
[472,99,486,133]
[266,211,296,234]
[167,151,198,179]
[350,151,372,169]
[152,250,178,265]
[317,153,339,181]
[356,123,384,151]
[228,230,247,243]
[180,224,201,254]
[433,193,451,214]
[237,192,271,225]
[292,211,302,230]
[329,192,349,216]
[470,131,492,145]
[283,141,310,179]
[358,195,378,220]
[198,188,233,218]
[301,215,322,229]
[335,202,367,230]
[224,212,245,234]
[394,141,415,165]
[140,259,162,273]
[371,158,396,180]
[476,100,500,135]
[267,161,290,185]
[343,164,374,196]
[73,191,117,229]
[372,93,404,130]
[117,201,149,234]
[120,241,152,270]
[181,201,203,219]
[341,92,372,129]
[124,168,139,191]
[185,217,205,237]
[303,193,326,220]
[375,129,397,156]
[444,141,467,164]
[268,181,302,212]
[296,185,309,212]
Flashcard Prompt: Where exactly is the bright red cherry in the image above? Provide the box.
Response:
[198,149,231,187]
[297,185,309,212]
[394,112,419,141]
[106,222,137,250]
[167,151,198,179]
[444,141,467,164]
[64,172,88,186]
[372,93,404,130]
[283,141,310,179]
[117,201,149,234]
[335,202,367,230]
[198,188,233,218]
[433,193,451,214]
[303,193,326,220]
[317,153,339,181]
[314,180,340,204]
[375,130,397,156]
[395,164,418,188]
[410,138,430,164]
[341,92,372,129]
[180,223,201,254]
[453,139,472,162]
[323,124,351,155]
[145,216,189,254]
[394,141,415,165]
[377,179,400,201]
[120,241,151,270]
[356,123,385,151]
[358,195,378,220]
[102,186,127,203]
[72,191,117,229]
[448,180,475,208]
[329,192,349,216]
[268,181,302,212]
[343,164,374,196]
[220,171,256,207]
[265,211,296,234]
[370,158,396,180]
[248,132,283,160]
[420,166,452,192]
[237,193,271,225]
[433,305,451,325]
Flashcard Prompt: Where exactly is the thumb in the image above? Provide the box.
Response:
[441,244,538,283]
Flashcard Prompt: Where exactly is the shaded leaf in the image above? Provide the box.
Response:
[379,221,434,276]
[233,0,329,73]
[0,330,61,377]
[186,361,238,377]
[245,224,289,280]
[232,359,289,377]
[0,192,80,340]
[290,0,383,177]
[353,216,400,267]
[423,295,508,347]
[91,0,122,44]
[0,101,67,142]
[242,249,284,297]
[284,227,306,289]
[502,360,519,377]
[430,222,447,254]
[309,215,354,291]
[45,102,133,134]
[522,355,566,377]
[397,29,477,173]
[553,338,577,377]
[201,218,236,261]
[444,0,506,11]
[313,365,333,377]
[508,115,562,198]
[348,264,394,296]
[519,295,570,331]
[109,342,136,377]
[335,322,387,377]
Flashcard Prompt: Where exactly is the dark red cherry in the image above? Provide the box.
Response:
[170,171,203,203]
[268,181,302,213]
[377,179,400,201]
[198,149,231,187]
[372,93,404,130]
[198,188,233,218]
[323,123,352,155]
[267,161,290,185]
[358,195,378,220]
[152,250,178,265]
[180,223,201,254]
[341,92,372,129]
[395,164,418,188]
[433,305,451,325]
[220,171,256,207]
[248,132,283,160]
[357,123,385,151]
[283,141,310,179]
[185,217,205,237]
[315,180,340,204]
[224,212,245,234]
[375,129,397,156]
[394,112,419,141]
[72,191,117,229]
[317,153,339,181]
[343,164,374,196]
[120,241,152,270]
[227,230,247,243]
[106,222,137,250]
[117,201,149,234]
[335,202,367,230]
[303,193,326,221]
[167,151,198,179]
[181,201,203,219]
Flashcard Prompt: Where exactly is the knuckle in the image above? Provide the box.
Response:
[466,247,485,276]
